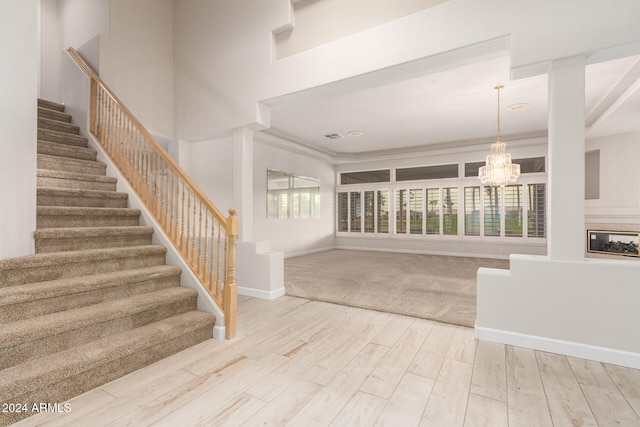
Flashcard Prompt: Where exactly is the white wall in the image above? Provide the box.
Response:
[98,0,174,139]
[173,0,640,141]
[274,0,448,59]
[253,137,336,256]
[586,132,640,222]
[0,0,38,260]
[188,137,235,213]
[59,0,109,50]
[477,255,640,368]
[40,0,61,102]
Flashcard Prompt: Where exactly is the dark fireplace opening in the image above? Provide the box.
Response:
[588,230,639,257]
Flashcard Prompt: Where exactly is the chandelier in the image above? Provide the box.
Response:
[478,85,520,187]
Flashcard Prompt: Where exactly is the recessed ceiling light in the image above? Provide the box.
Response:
[347,131,363,137]
[506,103,529,111]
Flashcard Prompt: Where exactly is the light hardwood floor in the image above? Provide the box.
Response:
[16,295,640,426]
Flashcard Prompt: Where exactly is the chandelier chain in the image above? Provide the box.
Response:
[495,85,503,143]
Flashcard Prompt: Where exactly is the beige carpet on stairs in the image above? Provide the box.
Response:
[284,249,510,327]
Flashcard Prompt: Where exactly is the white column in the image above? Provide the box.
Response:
[232,127,254,242]
[0,0,38,259]
[547,56,586,261]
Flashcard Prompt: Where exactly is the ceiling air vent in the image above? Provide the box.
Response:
[324,133,343,140]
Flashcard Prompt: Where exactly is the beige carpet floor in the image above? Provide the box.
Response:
[284,249,510,327]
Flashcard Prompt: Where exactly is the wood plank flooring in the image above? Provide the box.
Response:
[15,295,640,426]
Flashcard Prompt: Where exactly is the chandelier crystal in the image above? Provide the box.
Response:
[479,85,520,187]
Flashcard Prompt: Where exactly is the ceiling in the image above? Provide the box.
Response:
[261,52,640,158]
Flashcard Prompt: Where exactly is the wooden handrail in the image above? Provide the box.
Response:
[67,48,228,224]
[67,47,237,339]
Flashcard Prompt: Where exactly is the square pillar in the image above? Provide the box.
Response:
[547,56,586,261]
[233,127,254,242]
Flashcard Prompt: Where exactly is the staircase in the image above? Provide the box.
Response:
[0,99,215,426]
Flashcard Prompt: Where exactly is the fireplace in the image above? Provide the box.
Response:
[587,230,639,258]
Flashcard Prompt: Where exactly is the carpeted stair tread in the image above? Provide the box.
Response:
[35,225,153,252]
[37,106,72,123]
[38,128,88,147]
[38,140,97,161]
[35,225,153,238]
[0,310,215,425]
[0,245,166,287]
[37,154,107,176]
[37,168,116,191]
[0,265,181,323]
[38,116,80,135]
[37,206,141,229]
[0,287,199,369]
[38,98,65,112]
[37,169,116,185]
[37,187,128,208]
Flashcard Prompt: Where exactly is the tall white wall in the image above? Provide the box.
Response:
[274,0,447,59]
[59,0,109,49]
[99,0,174,139]
[40,0,61,102]
[173,0,640,141]
[586,132,640,221]
[253,138,336,256]
[0,0,38,259]
[188,137,235,213]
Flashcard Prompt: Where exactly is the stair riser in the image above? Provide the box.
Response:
[38,141,97,161]
[0,274,180,323]
[38,129,87,147]
[0,252,166,287]
[37,214,139,229]
[37,193,127,208]
[38,99,65,112]
[1,295,196,370]
[35,233,152,252]
[38,108,72,123]
[37,155,106,176]
[38,118,80,135]
[1,322,212,426]
[37,176,116,192]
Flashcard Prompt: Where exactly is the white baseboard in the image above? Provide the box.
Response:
[475,326,640,369]
[285,246,335,259]
[238,286,285,300]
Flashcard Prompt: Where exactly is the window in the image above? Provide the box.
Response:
[464,187,480,236]
[337,192,348,232]
[528,184,546,238]
[409,189,423,234]
[396,189,407,234]
[483,187,501,237]
[504,185,523,237]
[267,169,320,219]
[364,191,375,233]
[465,157,546,177]
[377,190,389,233]
[442,187,458,235]
[350,192,361,232]
[336,168,545,240]
[340,169,390,185]
[425,188,440,235]
[337,190,389,234]
[396,164,458,181]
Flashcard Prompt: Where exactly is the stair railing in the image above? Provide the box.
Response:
[67,47,237,339]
